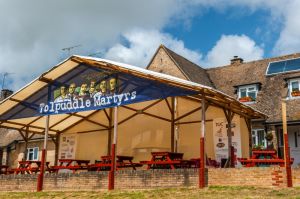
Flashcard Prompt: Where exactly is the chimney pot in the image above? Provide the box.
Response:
[0,89,13,101]
[231,56,244,65]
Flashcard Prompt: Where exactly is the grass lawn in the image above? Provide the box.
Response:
[0,186,299,199]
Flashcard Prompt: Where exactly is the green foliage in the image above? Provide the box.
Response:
[252,144,265,150]
[265,133,274,141]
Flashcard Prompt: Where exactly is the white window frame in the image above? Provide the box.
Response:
[252,129,267,148]
[238,85,258,103]
[288,78,300,99]
[27,147,39,161]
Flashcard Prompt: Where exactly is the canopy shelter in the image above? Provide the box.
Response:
[0,55,267,191]
[0,55,265,132]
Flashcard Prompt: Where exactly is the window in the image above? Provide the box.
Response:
[27,147,39,161]
[289,78,300,98]
[278,129,284,147]
[238,85,258,102]
[266,57,300,75]
[252,129,267,148]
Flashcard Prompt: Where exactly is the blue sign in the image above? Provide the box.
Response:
[0,64,197,120]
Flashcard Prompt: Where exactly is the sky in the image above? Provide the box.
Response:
[1,0,300,91]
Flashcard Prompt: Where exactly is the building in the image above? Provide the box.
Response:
[148,44,300,166]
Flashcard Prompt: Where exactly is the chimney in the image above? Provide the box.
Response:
[230,56,244,65]
[0,89,13,101]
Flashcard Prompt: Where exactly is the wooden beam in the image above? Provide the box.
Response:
[2,120,59,133]
[165,98,172,114]
[175,119,213,125]
[49,114,73,129]
[103,109,110,122]
[28,132,36,140]
[121,99,170,122]
[38,76,53,84]
[18,130,27,142]
[186,95,254,120]
[59,110,101,133]
[72,113,108,129]
[140,112,171,122]
[174,106,202,122]
[171,97,175,152]
[77,128,108,134]
[21,116,44,130]
[118,112,139,126]
[0,125,46,135]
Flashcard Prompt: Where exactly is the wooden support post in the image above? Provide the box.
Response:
[23,131,28,161]
[171,97,175,152]
[22,128,29,161]
[108,106,118,190]
[199,96,206,188]
[54,133,60,166]
[174,97,179,153]
[224,109,235,168]
[228,111,233,168]
[107,108,113,155]
[37,115,49,192]
[245,118,253,158]
[282,101,292,187]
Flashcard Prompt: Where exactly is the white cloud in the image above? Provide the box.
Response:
[204,34,264,67]
[1,0,300,91]
[104,29,202,67]
[273,1,300,55]
[187,0,300,55]
[104,30,264,69]
[0,0,186,90]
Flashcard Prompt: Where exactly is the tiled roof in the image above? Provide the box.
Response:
[207,53,300,122]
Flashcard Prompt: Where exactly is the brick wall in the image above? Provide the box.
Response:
[292,168,300,186]
[208,167,287,187]
[147,48,187,80]
[0,168,299,191]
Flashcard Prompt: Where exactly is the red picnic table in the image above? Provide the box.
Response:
[140,152,197,169]
[238,149,294,167]
[8,161,50,174]
[88,155,142,171]
[51,159,90,173]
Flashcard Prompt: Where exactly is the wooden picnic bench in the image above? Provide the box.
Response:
[8,161,50,174]
[141,152,185,169]
[238,158,294,167]
[238,149,294,167]
[88,155,142,171]
[51,159,90,173]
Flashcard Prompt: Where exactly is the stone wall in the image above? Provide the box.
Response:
[0,167,299,191]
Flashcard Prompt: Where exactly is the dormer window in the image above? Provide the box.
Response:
[238,84,258,103]
[289,78,300,98]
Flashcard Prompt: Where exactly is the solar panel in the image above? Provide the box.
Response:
[266,57,300,75]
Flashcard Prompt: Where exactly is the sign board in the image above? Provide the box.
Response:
[59,134,77,159]
[213,117,241,164]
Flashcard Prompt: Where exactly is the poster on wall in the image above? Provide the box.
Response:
[59,134,77,159]
[213,117,241,164]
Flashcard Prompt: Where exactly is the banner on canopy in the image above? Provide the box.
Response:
[39,74,137,114]
[0,64,197,120]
